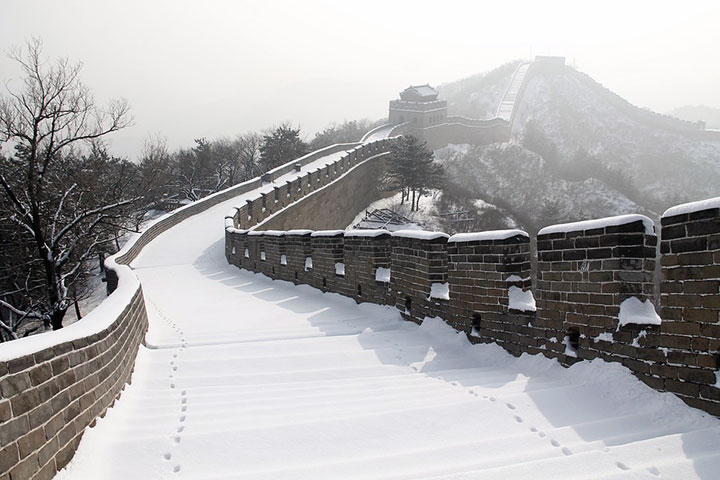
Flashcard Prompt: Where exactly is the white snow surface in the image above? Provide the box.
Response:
[310,230,345,237]
[538,214,655,236]
[55,157,720,479]
[618,297,662,328]
[663,196,720,218]
[375,267,391,283]
[335,262,345,276]
[429,282,450,300]
[392,230,449,240]
[344,229,392,238]
[508,286,537,312]
[448,229,528,243]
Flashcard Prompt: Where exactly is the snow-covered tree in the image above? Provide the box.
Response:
[259,123,308,173]
[385,135,444,211]
[0,38,135,335]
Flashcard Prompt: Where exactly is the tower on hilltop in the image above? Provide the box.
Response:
[388,84,447,128]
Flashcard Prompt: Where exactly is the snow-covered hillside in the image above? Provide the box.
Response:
[438,61,522,120]
[387,63,720,233]
[512,69,720,212]
[436,143,645,232]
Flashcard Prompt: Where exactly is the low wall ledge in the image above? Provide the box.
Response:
[448,229,529,243]
[663,196,720,219]
[538,214,655,236]
[391,230,450,240]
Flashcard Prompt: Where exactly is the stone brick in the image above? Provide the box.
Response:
[0,373,31,398]
[0,443,19,475]
[8,450,38,480]
[17,427,44,459]
[0,401,10,424]
[28,364,52,387]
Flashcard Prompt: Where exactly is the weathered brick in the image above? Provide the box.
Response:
[0,443,19,474]
[0,416,29,447]
[17,427,45,459]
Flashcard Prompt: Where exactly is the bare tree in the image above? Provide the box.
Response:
[236,132,262,181]
[0,38,135,333]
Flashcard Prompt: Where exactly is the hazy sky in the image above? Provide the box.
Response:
[1,0,718,159]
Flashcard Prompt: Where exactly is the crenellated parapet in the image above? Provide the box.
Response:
[226,198,720,416]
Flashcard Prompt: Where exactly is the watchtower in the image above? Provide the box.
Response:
[388,84,447,128]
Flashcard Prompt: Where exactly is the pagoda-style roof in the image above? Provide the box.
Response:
[399,84,439,102]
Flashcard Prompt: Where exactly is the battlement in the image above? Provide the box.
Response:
[226,198,720,416]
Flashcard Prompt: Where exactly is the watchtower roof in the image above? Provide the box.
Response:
[399,84,439,102]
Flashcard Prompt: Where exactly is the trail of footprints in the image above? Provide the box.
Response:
[391,338,661,477]
[150,301,188,475]
[464,387,661,477]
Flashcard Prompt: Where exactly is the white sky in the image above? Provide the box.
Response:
[1,0,718,159]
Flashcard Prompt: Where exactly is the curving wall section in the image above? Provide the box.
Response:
[0,139,376,480]
[226,192,720,417]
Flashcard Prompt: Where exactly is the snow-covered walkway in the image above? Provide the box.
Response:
[56,154,720,479]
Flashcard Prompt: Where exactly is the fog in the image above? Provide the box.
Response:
[1,0,718,159]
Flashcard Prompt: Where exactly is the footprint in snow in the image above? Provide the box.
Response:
[550,439,560,447]
[163,453,171,461]
[647,467,660,476]
[173,465,181,473]
[513,415,523,423]
[506,403,516,410]
[562,447,572,456]
[616,462,630,471]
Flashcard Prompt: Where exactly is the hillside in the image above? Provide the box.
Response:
[438,61,521,119]
[416,63,720,233]
[511,68,720,213]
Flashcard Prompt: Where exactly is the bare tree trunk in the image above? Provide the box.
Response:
[74,297,82,320]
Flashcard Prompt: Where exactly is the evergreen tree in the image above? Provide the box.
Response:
[259,124,308,172]
[385,136,444,211]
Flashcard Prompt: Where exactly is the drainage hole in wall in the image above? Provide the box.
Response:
[404,296,412,314]
[567,328,580,350]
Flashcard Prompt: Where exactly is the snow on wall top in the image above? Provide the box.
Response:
[538,214,655,236]
[344,229,392,238]
[391,230,450,241]
[286,229,313,236]
[663,196,720,218]
[0,242,140,362]
[310,230,345,237]
[448,229,528,243]
[262,230,286,237]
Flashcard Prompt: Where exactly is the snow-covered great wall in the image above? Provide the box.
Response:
[0,139,392,479]
[228,183,720,419]
[3,61,720,478]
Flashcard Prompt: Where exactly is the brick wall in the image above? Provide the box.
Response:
[0,289,148,480]
[226,201,720,417]
[446,231,535,356]
[232,140,393,232]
